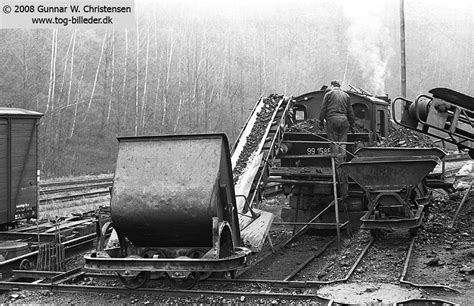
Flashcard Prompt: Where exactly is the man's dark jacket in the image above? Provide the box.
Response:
[319,87,355,126]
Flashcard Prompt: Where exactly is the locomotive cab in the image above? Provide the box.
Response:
[291,89,390,140]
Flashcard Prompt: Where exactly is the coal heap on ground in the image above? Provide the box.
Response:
[378,126,435,147]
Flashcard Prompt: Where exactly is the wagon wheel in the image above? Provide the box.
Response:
[168,272,200,290]
[117,255,150,289]
[19,259,33,270]
[117,271,150,289]
[186,248,211,280]
[141,249,166,279]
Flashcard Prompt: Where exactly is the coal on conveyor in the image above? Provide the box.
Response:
[287,119,370,134]
[233,94,282,183]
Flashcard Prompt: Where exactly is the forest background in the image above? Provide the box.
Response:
[0,0,472,178]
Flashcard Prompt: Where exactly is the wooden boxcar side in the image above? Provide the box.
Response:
[0,108,43,226]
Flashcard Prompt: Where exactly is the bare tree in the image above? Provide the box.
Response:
[140,18,151,131]
[161,25,175,130]
[46,29,58,113]
[66,30,77,107]
[120,29,129,130]
[57,32,75,105]
[134,17,140,136]
[84,30,108,121]
[70,60,86,138]
[152,6,162,123]
[174,59,183,133]
[106,30,115,123]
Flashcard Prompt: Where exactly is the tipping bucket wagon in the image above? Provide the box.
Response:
[84,134,250,289]
[339,148,442,236]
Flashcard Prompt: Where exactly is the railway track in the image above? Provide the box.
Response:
[40,177,113,189]
[0,227,459,305]
[39,177,113,203]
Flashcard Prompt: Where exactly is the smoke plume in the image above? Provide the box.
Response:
[343,0,393,95]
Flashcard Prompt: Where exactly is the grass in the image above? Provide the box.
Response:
[38,196,110,220]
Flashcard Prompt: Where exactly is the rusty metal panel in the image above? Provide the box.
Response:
[111,134,236,248]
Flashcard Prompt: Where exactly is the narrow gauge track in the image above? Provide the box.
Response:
[40,177,113,189]
[3,222,333,303]
[0,280,331,304]
[0,234,457,304]
[40,179,113,203]
[237,232,337,282]
[192,233,458,292]
[348,232,412,284]
[40,189,110,203]
[40,183,112,196]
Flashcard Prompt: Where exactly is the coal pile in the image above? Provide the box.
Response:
[377,126,435,147]
[287,118,324,133]
[287,119,369,134]
[233,94,282,183]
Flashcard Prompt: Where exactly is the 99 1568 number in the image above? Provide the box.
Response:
[306,147,331,155]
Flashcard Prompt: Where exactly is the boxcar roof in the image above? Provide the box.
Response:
[0,107,43,117]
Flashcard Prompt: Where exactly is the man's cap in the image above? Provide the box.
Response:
[330,80,341,87]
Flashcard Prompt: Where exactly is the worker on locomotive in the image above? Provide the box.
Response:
[318,80,355,163]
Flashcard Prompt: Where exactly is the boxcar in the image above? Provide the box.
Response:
[0,108,43,228]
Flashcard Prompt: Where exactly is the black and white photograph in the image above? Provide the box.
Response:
[0,0,473,304]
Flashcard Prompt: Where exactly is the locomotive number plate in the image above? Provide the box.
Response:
[306,147,331,155]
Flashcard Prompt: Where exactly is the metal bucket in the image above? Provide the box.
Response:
[111,134,240,248]
[0,241,29,260]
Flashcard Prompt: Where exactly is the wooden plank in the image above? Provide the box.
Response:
[10,146,36,156]
[11,120,36,130]
[10,144,37,155]
[238,212,255,230]
[239,208,274,252]
[10,165,36,175]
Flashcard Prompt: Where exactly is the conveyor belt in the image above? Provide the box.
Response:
[231,94,292,251]
[232,94,291,211]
